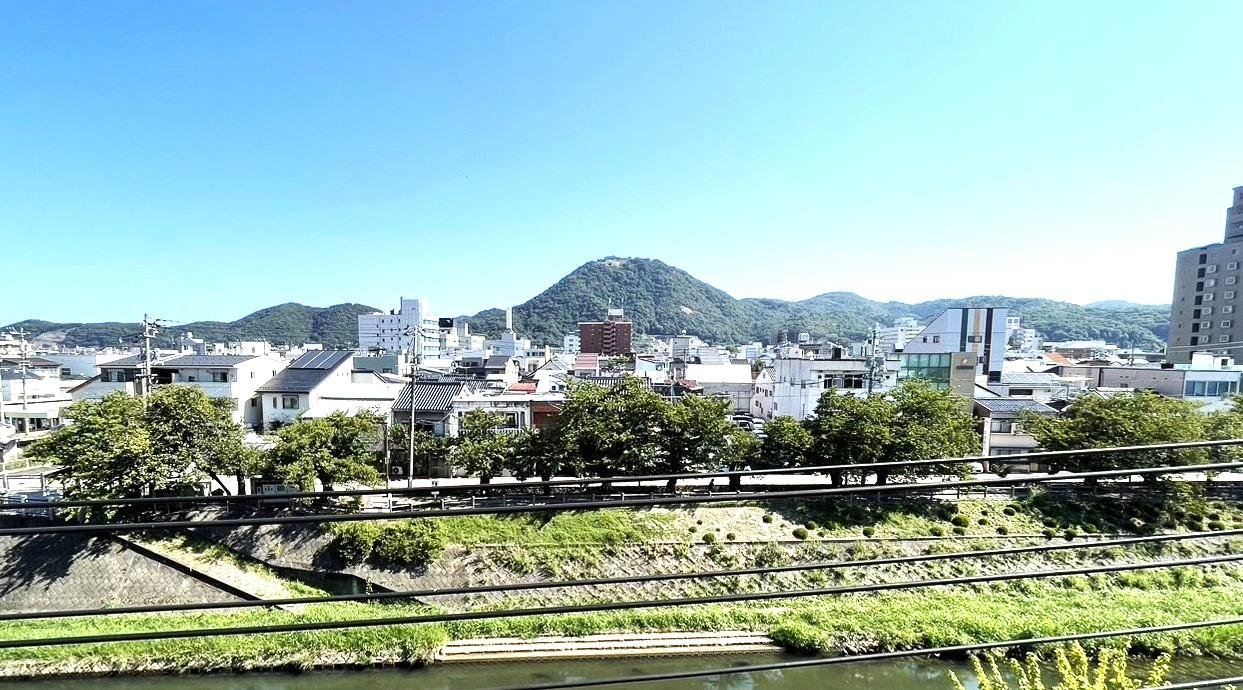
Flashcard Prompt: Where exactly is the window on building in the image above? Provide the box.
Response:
[1195,296,1204,305]
[1230,262,1239,271]
[1200,254,1208,264]
[1204,307,1214,315]
[1229,277,1239,286]
[1199,268,1207,278]
[1224,320,1234,329]
[1207,279,1217,288]
[1197,281,1206,291]
[1221,335,1231,343]
[1204,322,1214,330]
[1208,265,1219,273]
[1194,309,1203,319]
[1008,388,1034,396]
[932,335,941,344]
[967,335,982,343]
[250,399,257,408]
[271,397,277,408]
[1229,291,1238,300]
[1205,293,1216,301]
[990,419,1014,434]
[1226,306,1236,314]
[281,395,299,409]
[211,372,229,383]
[1193,323,1201,333]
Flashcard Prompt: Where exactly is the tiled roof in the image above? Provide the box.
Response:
[392,381,463,413]
[507,381,538,394]
[160,355,256,368]
[0,356,61,368]
[289,350,353,370]
[99,355,145,368]
[975,398,1057,415]
[485,355,513,368]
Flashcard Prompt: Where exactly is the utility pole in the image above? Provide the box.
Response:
[866,323,885,395]
[13,328,29,412]
[405,325,422,490]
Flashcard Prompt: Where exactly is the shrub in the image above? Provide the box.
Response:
[996,526,1009,536]
[792,527,809,540]
[330,522,383,563]
[753,543,789,568]
[950,515,970,528]
[861,527,876,538]
[1003,507,1017,517]
[1063,529,1079,542]
[977,518,989,526]
[702,532,718,544]
[762,514,775,524]
[929,526,946,537]
[804,522,819,531]
[696,519,704,525]
[952,527,967,536]
[1042,529,1057,540]
[689,526,697,533]
[1210,513,1223,521]
[1209,520,1226,531]
[771,621,827,655]
[1043,518,1058,528]
[371,521,446,568]
[726,532,737,541]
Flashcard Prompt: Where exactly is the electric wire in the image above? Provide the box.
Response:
[493,618,1243,690]
[1137,677,1243,690]
[7,439,1238,512]
[3,460,1241,537]
[3,528,1235,623]
[0,553,1238,649]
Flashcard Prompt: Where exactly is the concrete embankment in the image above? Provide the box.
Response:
[437,631,780,662]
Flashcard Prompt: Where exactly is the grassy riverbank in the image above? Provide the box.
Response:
[3,495,1243,678]
[1,577,1242,677]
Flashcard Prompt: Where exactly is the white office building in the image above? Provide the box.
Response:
[358,298,443,361]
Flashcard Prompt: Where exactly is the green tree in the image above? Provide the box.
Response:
[268,411,384,490]
[885,379,977,485]
[26,393,158,514]
[1021,390,1206,482]
[144,385,256,494]
[805,388,894,487]
[661,394,736,488]
[719,425,761,489]
[449,409,515,484]
[507,428,575,492]
[759,416,812,469]
[549,378,671,478]
[804,381,978,486]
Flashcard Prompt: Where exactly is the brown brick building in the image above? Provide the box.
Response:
[578,319,633,356]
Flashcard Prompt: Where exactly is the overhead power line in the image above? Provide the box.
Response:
[3,460,1241,538]
[1138,678,1243,690]
[8,439,1239,512]
[496,618,1243,690]
[1,553,1238,650]
[5,528,1235,624]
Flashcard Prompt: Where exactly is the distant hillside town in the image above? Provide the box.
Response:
[2,185,1241,470]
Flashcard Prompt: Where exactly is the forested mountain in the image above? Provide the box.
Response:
[7,257,1171,350]
[463,258,1171,349]
[4,303,377,349]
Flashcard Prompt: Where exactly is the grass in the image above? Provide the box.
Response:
[3,579,1242,674]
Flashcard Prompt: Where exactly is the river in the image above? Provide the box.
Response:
[6,654,1242,689]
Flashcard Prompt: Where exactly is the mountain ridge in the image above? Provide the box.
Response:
[6,258,1172,350]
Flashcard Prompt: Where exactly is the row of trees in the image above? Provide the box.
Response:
[33,380,1241,506]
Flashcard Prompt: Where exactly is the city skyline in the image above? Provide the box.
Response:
[4,2,1243,323]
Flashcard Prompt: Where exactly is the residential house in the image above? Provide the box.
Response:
[254,350,356,430]
[975,398,1058,471]
[752,368,776,419]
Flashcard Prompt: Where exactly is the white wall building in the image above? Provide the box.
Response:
[903,307,1008,381]
[358,298,443,360]
[770,357,871,420]
[875,318,923,353]
[254,350,357,430]
[684,362,755,413]
[563,334,581,354]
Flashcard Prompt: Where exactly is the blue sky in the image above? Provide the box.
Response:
[3,1,1242,325]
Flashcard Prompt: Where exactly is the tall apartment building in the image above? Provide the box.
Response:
[1168,186,1243,364]
[578,308,633,356]
[357,298,443,360]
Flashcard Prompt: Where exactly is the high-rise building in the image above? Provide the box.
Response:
[578,309,633,356]
[1167,186,1243,364]
[357,298,442,360]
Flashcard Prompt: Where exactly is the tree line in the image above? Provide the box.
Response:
[28,379,1243,509]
